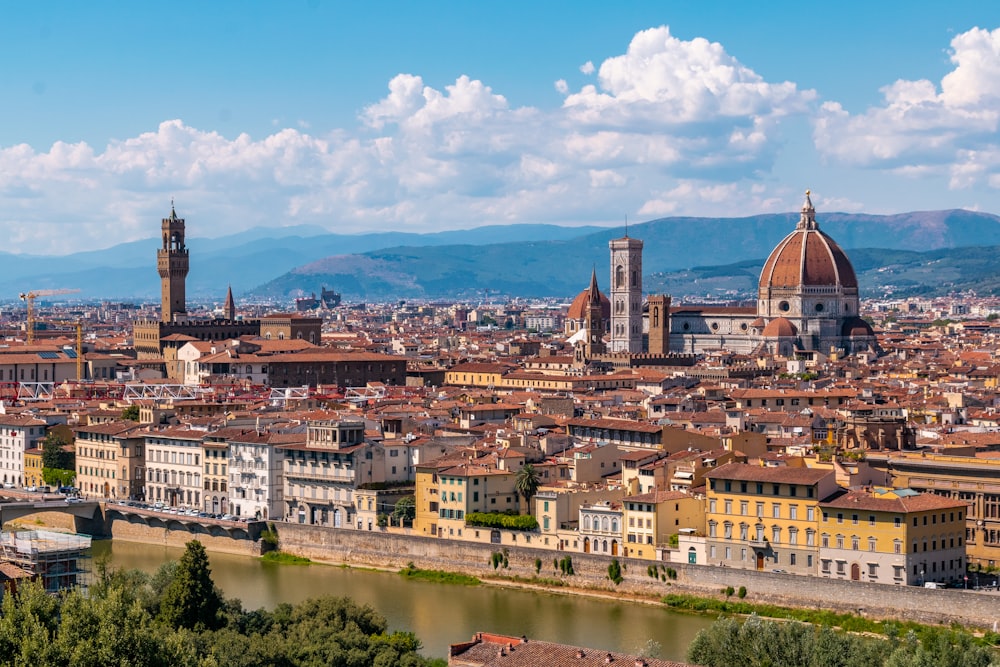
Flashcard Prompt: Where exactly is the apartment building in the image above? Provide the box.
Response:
[818,487,968,586]
[0,415,49,488]
[143,427,205,508]
[705,463,839,574]
[622,490,704,560]
[74,421,145,500]
[280,420,376,528]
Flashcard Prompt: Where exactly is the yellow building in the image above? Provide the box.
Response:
[622,490,704,560]
[74,421,145,500]
[818,487,968,586]
[866,451,1000,569]
[705,463,839,574]
[434,461,518,540]
[23,448,44,488]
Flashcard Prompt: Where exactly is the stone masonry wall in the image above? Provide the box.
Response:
[109,518,262,557]
[277,523,1000,629]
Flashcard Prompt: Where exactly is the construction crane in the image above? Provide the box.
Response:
[19,288,80,345]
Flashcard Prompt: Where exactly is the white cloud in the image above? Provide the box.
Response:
[0,25,825,254]
[579,60,595,75]
[814,26,1000,189]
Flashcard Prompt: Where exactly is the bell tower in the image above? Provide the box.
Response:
[157,204,189,323]
[609,234,643,353]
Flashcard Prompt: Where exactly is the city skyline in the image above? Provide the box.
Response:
[2,2,1000,254]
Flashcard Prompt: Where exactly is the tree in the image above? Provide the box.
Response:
[121,405,140,421]
[514,463,540,507]
[393,495,416,526]
[41,428,74,471]
[158,540,224,631]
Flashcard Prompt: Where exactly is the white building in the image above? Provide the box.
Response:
[143,427,205,508]
[0,414,49,488]
[224,430,291,520]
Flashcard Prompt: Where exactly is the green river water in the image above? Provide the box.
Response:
[92,539,714,661]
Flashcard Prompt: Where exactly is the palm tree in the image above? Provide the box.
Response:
[514,463,540,510]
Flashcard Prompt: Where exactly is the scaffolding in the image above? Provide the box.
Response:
[0,530,91,593]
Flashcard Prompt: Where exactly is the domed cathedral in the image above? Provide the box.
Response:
[564,272,611,337]
[669,191,877,358]
[570,268,608,364]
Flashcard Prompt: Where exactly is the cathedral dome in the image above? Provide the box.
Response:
[762,317,798,337]
[567,287,610,321]
[758,192,858,291]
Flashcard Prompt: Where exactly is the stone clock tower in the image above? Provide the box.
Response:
[157,204,189,323]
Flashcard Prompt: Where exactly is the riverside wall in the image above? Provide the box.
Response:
[277,523,1000,629]
[108,517,263,557]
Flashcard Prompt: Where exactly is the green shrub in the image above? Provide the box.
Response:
[534,557,542,574]
[738,586,747,599]
[465,512,538,531]
[608,559,623,585]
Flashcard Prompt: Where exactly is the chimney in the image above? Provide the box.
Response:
[576,650,586,658]
[605,653,614,663]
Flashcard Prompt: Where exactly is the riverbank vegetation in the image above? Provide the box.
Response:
[261,551,312,565]
[688,614,998,667]
[0,540,444,667]
[399,562,480,586]
[660,592,1000,645]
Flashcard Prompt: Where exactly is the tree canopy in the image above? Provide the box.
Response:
[0,541,444,667]
[687,614,997,667]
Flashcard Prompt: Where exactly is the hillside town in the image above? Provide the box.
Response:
[4,196,1000,595]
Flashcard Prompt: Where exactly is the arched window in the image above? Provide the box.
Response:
[652,307,659,327]
[601,516,609,532]
[611,519,619,533]
[615,265,625,288]
[584,516,592,531]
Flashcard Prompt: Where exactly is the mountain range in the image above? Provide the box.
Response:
[7,209,1000,304]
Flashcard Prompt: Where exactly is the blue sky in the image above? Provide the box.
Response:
[2,1,1000,253]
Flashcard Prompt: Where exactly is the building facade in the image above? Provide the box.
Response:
[74,421,145,500]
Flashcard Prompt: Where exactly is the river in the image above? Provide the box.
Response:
[92,539,714,661]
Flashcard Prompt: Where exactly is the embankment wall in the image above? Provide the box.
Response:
[277,523,1000,629]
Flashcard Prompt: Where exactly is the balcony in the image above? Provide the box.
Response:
[748,537,768,549]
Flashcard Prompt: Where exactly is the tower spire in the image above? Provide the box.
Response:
[223,284,236,320]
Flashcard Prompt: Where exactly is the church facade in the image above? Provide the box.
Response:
[568,192,876,360]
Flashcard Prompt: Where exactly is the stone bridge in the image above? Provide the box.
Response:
[0,499,104,534]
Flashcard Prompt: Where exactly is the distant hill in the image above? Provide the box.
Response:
[5,209,1000,302]
[252,210,1000,301]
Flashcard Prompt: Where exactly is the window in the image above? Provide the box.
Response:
[789,528,798,545]
[724,500,732,514]
[869,514,876,526]
[894,517,901,528]
[772,526,781,543]
[772,503,780,519]
[740,501,748,516]
[807,507,814,521]
[836,535,845,549]
[868,537,877,552]
[789,505,798,520]
[868,563,878,578]
[821,533,829,548]
[756,502,764,518]
[851,536,859,550]
[724,522,732,539]
[821,559,831,574]
[852,514,859,525]
[709,499,716,513]
[836,561,846,575]
[739,523,748,541]
[708,521,717,538]
[894,539,902,554]
[837,513,844,524]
